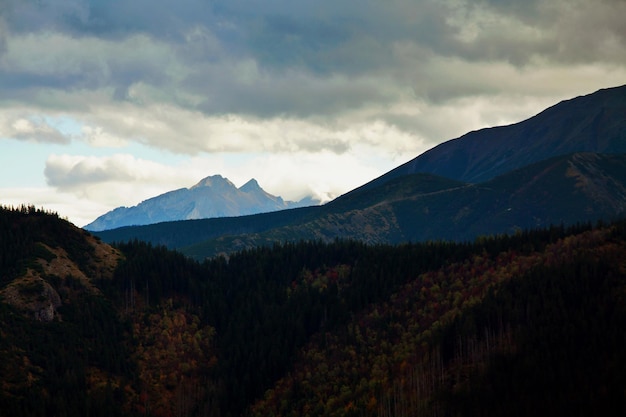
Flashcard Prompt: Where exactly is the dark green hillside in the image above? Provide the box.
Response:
[0,206,134,417]
[0,205,102,286]
[435,254,626,416]
[251,223,626,417]
[2,205,625,416]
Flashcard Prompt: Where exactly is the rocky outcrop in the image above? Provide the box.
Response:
[0,276,62,322]
[0,238,121,322]
[33,280,62,321]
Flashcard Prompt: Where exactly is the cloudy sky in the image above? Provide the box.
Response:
[1,0,625,227]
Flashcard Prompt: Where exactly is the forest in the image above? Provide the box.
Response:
[0,205,625,416]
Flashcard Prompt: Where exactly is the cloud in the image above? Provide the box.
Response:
[45,153,183,188]
[0,0,626,119]
[550,0,626,64]
[230,150,409,203]
[2,0,626,228]
[0,186,103,227]
[80,125,128,148]
[43,154,203,217]
[0,112,70,144]
[2,0,625,127]
[0,16,7,56]
[61,100,425,156]
[433,0,626,66]
[42,148,412,222]
[0,31,181,98]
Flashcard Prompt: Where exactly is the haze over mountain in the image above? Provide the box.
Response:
[84,175,318,231]
[93,85,626,259]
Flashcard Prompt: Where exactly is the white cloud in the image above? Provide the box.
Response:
[0,186,107,228]
[2,0,625,151]
[42,154,203,224]
[39,147,414,226]
[80,125,128,148]
[60,100,427,157]
[194,149,412,203]
[0,111,70,143]
[45,153,190,189]
[1,0,626,228]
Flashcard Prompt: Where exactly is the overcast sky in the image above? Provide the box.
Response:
[1,0,625,227]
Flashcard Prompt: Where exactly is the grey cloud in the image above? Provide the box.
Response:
[1,0,625,136]
[5,0,213,40]
[1,115,70,144]
[191,68,400,119]
[218,1,449,76]
[45,161,107,188]
[4,0,88,34]
[44,156,135,187]
[551,0,626,64]
[6,1,623,69]
[440,0,626,65]
[0,18,7,56]
[245,15,354,74]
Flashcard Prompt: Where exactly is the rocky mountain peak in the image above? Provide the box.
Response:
[239,178,263,193]
[190,175,236,190]
[84,174,317,231]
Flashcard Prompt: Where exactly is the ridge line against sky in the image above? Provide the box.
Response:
[1,0,625,227]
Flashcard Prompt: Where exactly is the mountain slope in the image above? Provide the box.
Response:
[0,206,135,416]
[92,173,464,253]
[360,84,626,190]
[250,224,626,417]
[3,206,625,416]
[0,206,219,416]
[84,175,317,231]
[93,85,626,255]
[96,152,626,259]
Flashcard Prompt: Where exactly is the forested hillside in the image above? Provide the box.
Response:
[1,206,625,416]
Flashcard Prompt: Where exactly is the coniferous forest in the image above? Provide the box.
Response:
[0,205,625,416]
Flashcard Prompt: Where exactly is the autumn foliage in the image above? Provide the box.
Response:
[1,206,625,416]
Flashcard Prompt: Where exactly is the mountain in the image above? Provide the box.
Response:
[94,152,626,259]
[2,206,626,416]
[360,84,626,190]
[84,175,318,231]
[92,85,626,258]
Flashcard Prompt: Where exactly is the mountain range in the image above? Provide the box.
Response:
[2,84,626,417]
[94,84,626,259]
[84,175,318,231]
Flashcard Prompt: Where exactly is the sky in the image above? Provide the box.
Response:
[1,0,625,227]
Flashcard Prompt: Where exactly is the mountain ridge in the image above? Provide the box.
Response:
[94,152,626,260]
[84,174,318,231]
[92,85,626,258]
[356,84,626,192]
